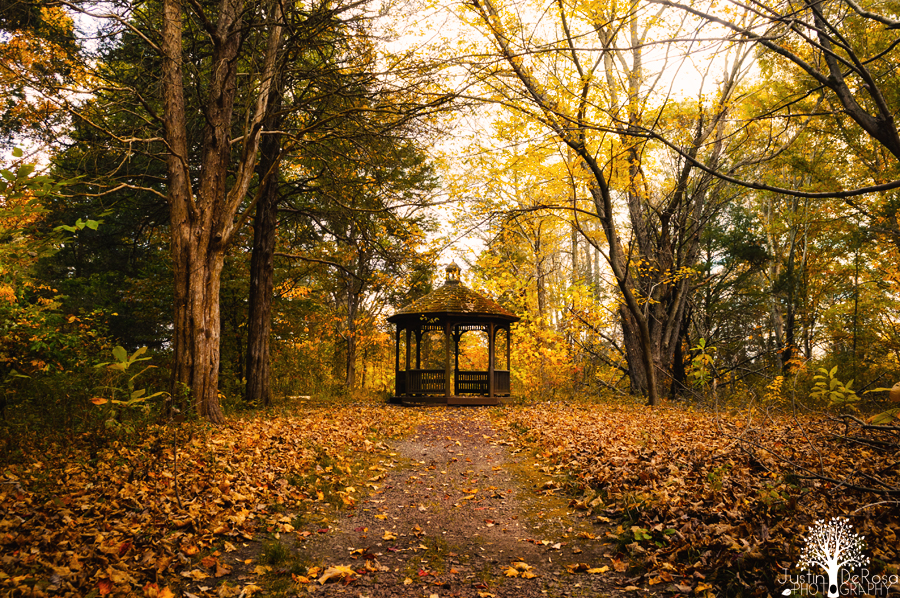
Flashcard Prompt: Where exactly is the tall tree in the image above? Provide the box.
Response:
[241,4,445,404]
[459,0,753,404]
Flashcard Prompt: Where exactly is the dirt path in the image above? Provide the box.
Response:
[274,409,631,598]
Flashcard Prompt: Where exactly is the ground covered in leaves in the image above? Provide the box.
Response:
[1,396,898,597]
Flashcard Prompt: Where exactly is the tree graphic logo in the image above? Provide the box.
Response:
[796,517,869,597]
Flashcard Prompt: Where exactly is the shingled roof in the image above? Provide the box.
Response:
[388,262,519,323]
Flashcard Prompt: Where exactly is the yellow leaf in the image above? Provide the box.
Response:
[318,565,355,584]
[252,565,271,577]
[91,398,108,405]
[403,577,413,585]
[375,514,387,520]
[383,531,397,540]
[107,568,133,584]
[522,570,537,579]
[504,567,519,577]
[216,583,239,598]
[588,566,609,574]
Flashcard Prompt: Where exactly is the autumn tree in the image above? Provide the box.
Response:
[275,128,439,390]
[47,0,422,420]
[240,2,447,404]
[454,0,757,404]
[0,1,79,150]
[650,0,900,231]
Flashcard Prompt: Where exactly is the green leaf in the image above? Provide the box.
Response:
[85,219,99,230]
[868,408,900,425]
[829,366,838,377]
[112,346,128,364]
[12,147,23,158]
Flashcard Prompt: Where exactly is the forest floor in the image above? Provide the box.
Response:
[213,410,633,598]
[1,395,898,598]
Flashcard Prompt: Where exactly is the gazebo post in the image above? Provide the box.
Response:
[488,322,495,398]
[395,325,401,396]
[453,330,461,396]
[444,320,452,398]
[506,326,511,369]
[415,330,422,369]
[405,328,411,372]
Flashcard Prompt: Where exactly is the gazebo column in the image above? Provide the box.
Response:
[444,320,452,398]
[415,330,422,369]
[405,327,411,372]
[506,326,511,370]
[453,330,461,395]
[488,322,495,398]
[394,325,401,396]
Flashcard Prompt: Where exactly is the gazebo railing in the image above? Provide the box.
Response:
[397,369,511,397]
[455,370,510,396]
[404,369,446,395]
[455,371,488,394]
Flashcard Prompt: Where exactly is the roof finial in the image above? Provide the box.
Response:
[445,261,461,285]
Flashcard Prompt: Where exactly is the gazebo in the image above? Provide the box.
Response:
[388,262,520,405]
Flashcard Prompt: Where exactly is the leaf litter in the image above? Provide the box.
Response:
[498,400,900,594]
[2,396,897,597]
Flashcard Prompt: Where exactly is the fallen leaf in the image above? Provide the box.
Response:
[565,563,589,573]
[318,565,356,584]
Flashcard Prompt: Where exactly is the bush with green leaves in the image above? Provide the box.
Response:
[91,346,167,431]
[809,366,860,412]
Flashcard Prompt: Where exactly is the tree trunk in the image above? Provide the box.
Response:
[245,93,282,406]
[170,234,227,423]
[346,285,359,388]
[244,162,279,405]
[161,0,282,422]
[620,306,650,396]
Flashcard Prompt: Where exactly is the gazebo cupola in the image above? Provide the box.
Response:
[388,262,520,405]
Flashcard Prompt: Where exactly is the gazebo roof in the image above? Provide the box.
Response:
[388,262,520,324]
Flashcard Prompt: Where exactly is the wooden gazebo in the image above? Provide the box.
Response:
[388,262,520,405]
